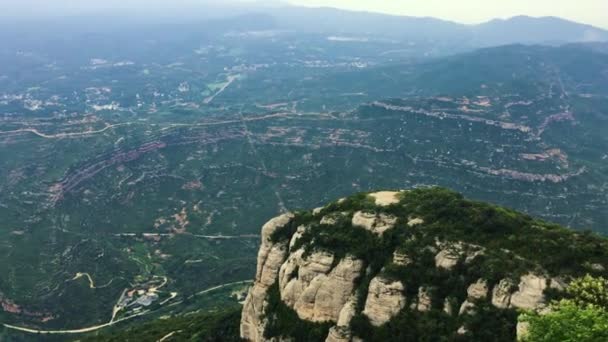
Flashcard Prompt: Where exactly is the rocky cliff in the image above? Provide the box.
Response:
[240,188,608,341]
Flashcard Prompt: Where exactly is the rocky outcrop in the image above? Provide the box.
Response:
[491,278,515,309]
[509,274,551,310]
[467,279,489,300]
[362,277,407,326]
[417,287,433,312]
[288,254,363,322]
[435,247,462,270]
[241,213,295,342]
[369,191,403,206]
[352,211,397,236]
[325,296,358,342]
[241,189,606,341]
[458,279,489,315]
[393,250,412,266]
[321,212,348,225]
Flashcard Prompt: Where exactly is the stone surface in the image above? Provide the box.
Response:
[294,257,364,322]
[362,277,406,326]
[369,191,402,206]
[443,298,455,315]
[393,251,412,266]
[467,279,489,300]
[241,213,294,342]
[491,278,515,309]
[279,251,363,323]
[407,217,424,227]
[435,248,461,270]
[459,300,476,315]
[325,296,357,342]
[509,274,549,310]
[352,211,397,236]
[417,287,433,312]
[321,212,348,225]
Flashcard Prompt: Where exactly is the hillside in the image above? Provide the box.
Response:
[241,188,608,341]
[75,188,608,341]
[1,32,608,334]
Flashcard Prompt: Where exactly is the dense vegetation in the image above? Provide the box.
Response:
[79,307,242,342]
[263,282,333,341]
[521,275,608,341]
[264,187,608,341]
[2,20,608,330]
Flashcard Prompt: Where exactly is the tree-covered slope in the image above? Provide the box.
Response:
[240,188,608,341]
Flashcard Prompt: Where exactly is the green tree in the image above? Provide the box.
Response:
[566,274,608,308]
[520,300,608,342]
[520,275,608,342]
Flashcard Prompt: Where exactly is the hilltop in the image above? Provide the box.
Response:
[241,188,608,341]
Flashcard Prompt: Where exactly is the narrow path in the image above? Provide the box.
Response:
[0,123,133,139]
[203,75,238,104]
[158,330,182,342]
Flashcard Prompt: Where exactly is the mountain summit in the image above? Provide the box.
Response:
[240,188,608,341]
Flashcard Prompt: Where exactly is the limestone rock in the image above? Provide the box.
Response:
[363,277,406,326]
[280,251,363,323]
[509,274,548,310]
[407,217,424,227]
[467,279,489,300]
[352,211,397,236]
[459,300,476,315]
[326,296,358,342]
[294,256,364,322]
[279,250,334,308]
[393,251,412,266]
[417,287,433,312]
[289,225,307,250]
[313,207,324,216]
[369,191,403,206]
[241,213,294,342]
[443,297,455,315]
[321,212,348,225]
[435,248,461,270]
[492,278,515,309]
[261,213,295,245]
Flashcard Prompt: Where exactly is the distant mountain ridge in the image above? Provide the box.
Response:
[266,6,608,46]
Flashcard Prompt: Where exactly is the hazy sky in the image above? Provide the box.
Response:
[288,0,608,28]
[2,0,607,29]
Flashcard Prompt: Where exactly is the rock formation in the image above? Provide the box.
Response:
[240,188,608,341]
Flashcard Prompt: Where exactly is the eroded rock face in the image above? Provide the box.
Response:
[321,212,348,225]
[326,296,358,342]
[241,190,581,341]
[279,250,334,309]
[407,217,424,227]
[435,248,461,270]
[241,213,295,342]
[294,256,364,322]
[352,211,397,236]
[491,278,515,309]
[363,277,406,326]
[467,279,489,300]
[509,274,549,310]
[393,251,412,266]
[417,287,433,312]
[369,191,403,206]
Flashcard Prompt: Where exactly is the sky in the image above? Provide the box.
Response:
[288,0,608,29]
[1,0,606,29]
